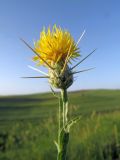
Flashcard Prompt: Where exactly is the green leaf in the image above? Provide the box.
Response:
[59,116,81,148]
[57,116,81,159]
[58,130,69,159]
[64,116,81,132]
[54,140,60,152]
[50,86,59,98]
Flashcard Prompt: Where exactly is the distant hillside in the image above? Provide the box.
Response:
[0,90,120,123]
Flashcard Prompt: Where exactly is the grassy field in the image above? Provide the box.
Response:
[0,89,120,160]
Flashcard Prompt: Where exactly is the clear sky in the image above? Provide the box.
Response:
[0,0,120,95]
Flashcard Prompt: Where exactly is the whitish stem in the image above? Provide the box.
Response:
[61,89,68,127]
[58,96,62,144]
[61,90,65,127]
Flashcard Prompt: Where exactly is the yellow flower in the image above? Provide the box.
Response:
[33,25,80,67]
[21,25,94,89]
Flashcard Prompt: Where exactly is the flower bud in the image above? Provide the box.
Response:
[49,63,73,89]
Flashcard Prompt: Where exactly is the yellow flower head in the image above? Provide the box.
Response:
[21,26,94,89]
[33,25,80,67]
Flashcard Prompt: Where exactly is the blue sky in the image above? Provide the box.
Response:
[0,0,120,95]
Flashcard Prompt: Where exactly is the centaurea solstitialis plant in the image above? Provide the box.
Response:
[21,25,95,160]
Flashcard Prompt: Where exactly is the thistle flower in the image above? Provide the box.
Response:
[21,25,95,160]
[33,25,80,67]
[21,25,95,89]
[32,25,80,89]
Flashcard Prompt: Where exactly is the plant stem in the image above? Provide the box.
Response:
[57,89,69,160]
[61,89,68,126]
[58,96,62,144]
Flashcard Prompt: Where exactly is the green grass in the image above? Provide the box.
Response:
[0,89,120,160]
[1,89,120,121]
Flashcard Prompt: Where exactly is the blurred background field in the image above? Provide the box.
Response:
[0,89,120,160]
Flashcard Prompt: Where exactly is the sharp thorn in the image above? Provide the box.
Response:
[28,65,49,76]
[71,49,97,70]
[20,38,54,70]
[76,30,86,46]
[21,76,49,78]
[72,67,95,74]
